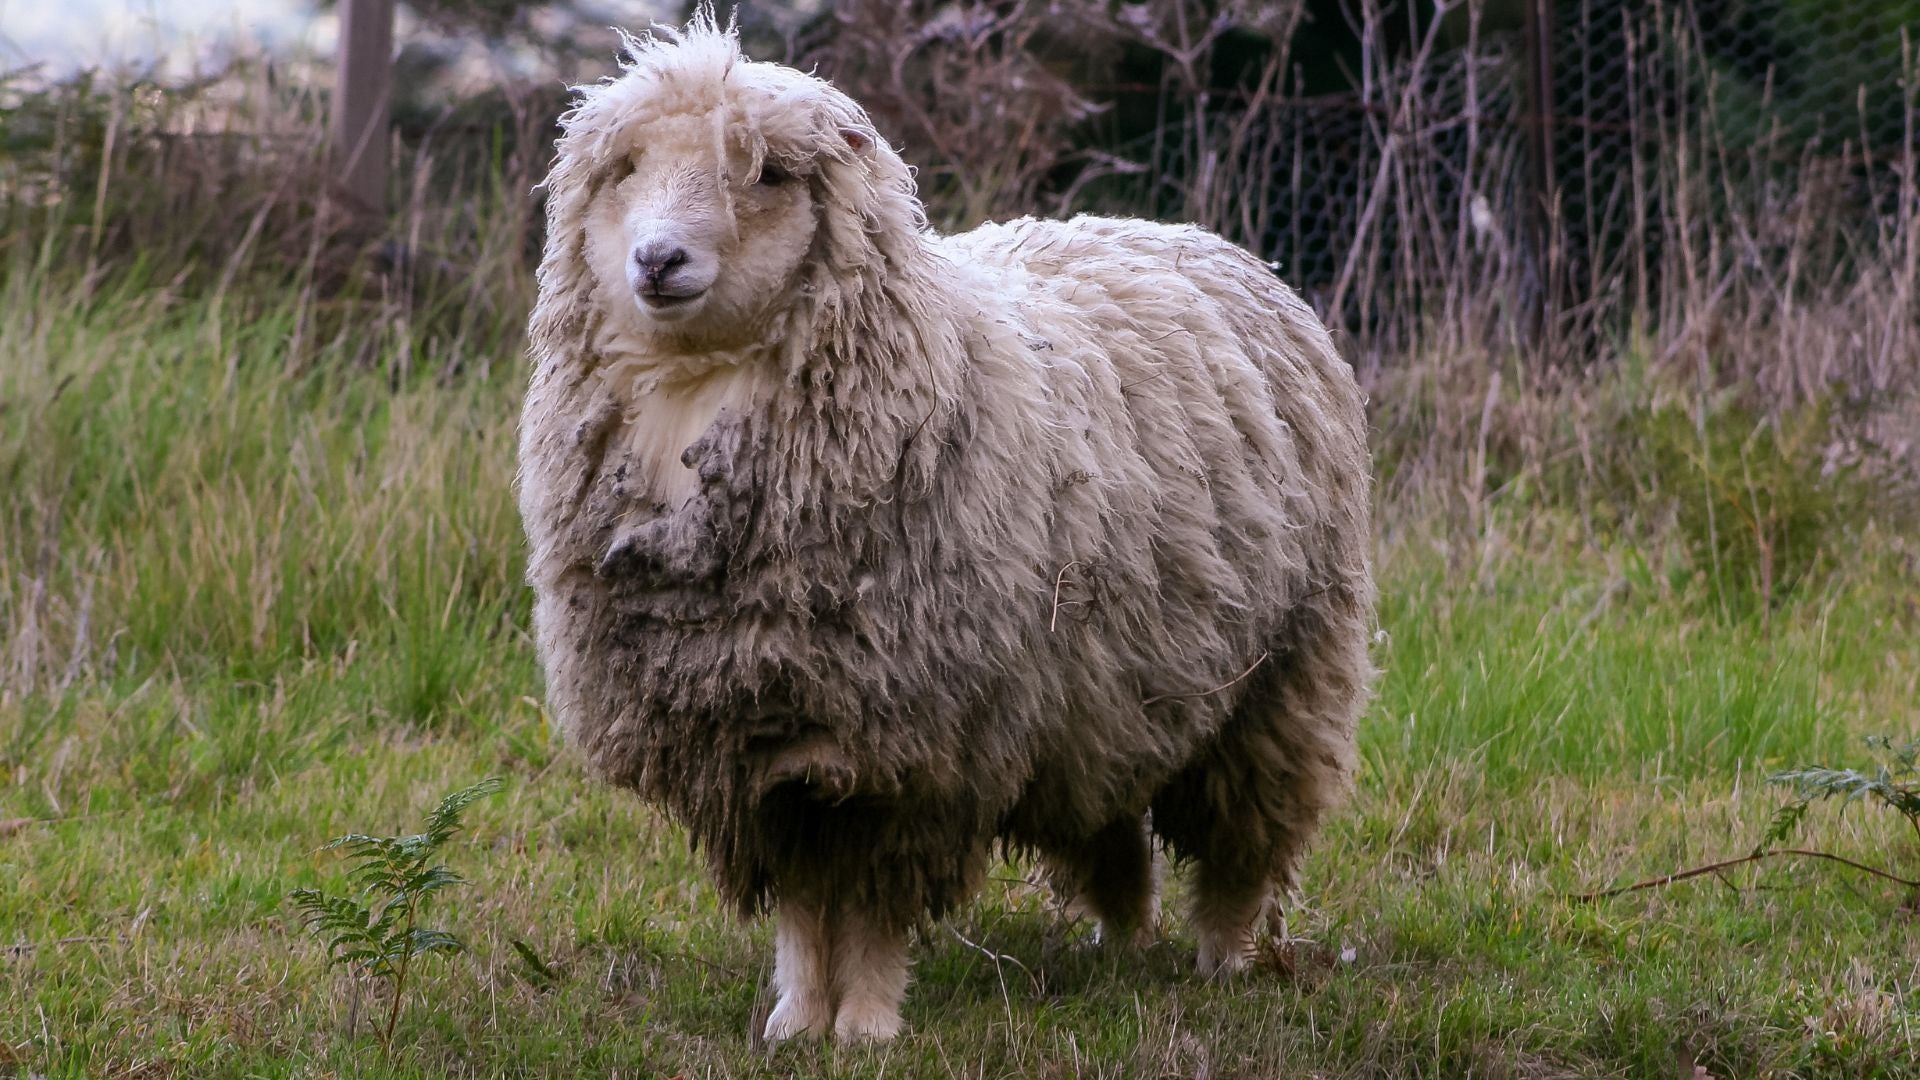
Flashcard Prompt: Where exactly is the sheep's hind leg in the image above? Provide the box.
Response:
[764,901,834,1042]
[828,906,910,1042]
[1152,727,1289,977]
[1047,815,1157,947]
[1169,726,1340,978]
[1156,630,1364,978]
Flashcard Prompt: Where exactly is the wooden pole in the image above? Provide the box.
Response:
[330,0,395,219]
[1522,0,1558,350]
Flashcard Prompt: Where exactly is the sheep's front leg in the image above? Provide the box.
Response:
[764,902,834,1042]
[830,906,909,1042]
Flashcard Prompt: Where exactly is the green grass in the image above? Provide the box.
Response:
[4,271,1920,1078]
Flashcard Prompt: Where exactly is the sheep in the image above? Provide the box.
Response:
[517,12,1375,1044]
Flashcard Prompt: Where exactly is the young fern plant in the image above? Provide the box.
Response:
[291,777,505,1052]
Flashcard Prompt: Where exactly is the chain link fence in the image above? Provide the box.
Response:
[1172,0,1915,358]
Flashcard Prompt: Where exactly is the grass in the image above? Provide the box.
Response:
[4,269,1920,1078]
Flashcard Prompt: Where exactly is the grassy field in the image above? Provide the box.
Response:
[4,268,1920,1079]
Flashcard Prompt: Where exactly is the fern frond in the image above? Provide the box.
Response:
[404,928,463,956]
[1753,800,1811,856]
[424,777,506,846]
[403,866,466,896]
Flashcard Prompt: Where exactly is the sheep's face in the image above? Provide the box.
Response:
[581,114,821,348]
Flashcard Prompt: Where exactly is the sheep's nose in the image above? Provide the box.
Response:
[633,243,689,282]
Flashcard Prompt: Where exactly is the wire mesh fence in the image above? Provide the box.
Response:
[797,0,1916,372]
[1538,0,1917,331]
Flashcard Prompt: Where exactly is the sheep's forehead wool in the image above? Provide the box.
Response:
[563,20,868,176]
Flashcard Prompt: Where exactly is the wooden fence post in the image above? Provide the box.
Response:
[330,0,395,219]
[1522,0,1558,349]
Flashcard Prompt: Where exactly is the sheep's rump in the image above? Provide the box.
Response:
[525,215,1372,921]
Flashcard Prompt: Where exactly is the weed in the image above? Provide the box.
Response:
[289,776,505,1053]
[1771,737,1920,867]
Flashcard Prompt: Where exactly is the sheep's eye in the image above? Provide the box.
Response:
[756,162,791,187]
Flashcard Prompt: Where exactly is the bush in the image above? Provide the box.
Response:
[1628,398,1871,617]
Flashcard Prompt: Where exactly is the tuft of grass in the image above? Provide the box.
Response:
[1620,399,1876,619]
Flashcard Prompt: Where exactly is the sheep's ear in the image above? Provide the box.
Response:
[839,127,870,153]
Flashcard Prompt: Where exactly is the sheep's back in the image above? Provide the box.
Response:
[933,216,1372,841]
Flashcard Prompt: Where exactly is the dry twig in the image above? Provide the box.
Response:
[1142,650,1271,707]
[1572,848,1920,902]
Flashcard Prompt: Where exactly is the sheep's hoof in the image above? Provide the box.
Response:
[763,995,832,1043]
[1194,935,1254,980]
[1092,919,1155,951]
[832,1000,903,1043]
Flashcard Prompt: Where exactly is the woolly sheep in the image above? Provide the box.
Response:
[517,14,1375,1043]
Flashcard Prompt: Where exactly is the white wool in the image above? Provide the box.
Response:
[601,362,773,509]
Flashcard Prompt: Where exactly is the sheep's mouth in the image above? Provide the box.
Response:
[637,288,709,316]
[641,291,703,308]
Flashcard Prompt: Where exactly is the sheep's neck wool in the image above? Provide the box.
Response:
[601,357,773,510]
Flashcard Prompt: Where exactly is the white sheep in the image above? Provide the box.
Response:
[518,12,1375,1043]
